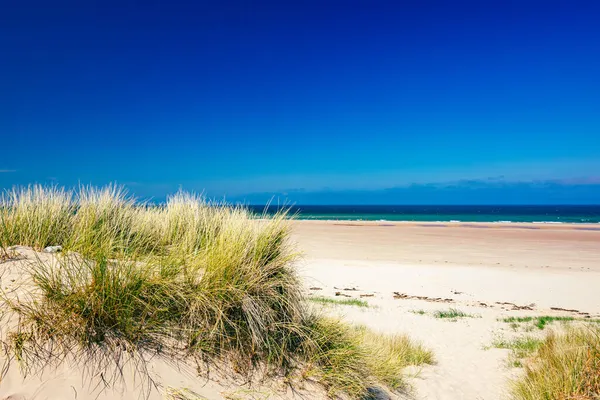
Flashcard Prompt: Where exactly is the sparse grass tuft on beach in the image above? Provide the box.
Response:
[433,308,476,319]
[0,184,433,399]
[491,336,543,367]
[308,296,369,308]
[502,315,600,331]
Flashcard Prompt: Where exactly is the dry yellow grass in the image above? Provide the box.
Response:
[512,326,600,400]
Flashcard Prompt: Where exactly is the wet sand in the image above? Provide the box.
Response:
[291,220,600,271]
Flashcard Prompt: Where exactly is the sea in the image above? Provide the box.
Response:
[245,205,600,224]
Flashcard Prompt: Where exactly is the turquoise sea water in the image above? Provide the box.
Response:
[247,205,600,224]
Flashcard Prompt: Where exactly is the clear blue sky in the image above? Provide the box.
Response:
[1,0,599,204]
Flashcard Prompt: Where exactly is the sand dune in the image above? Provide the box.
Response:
[0,247,327,400]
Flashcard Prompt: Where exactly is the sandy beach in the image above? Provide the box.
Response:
[293,220,600,400]
[1,219,599,400]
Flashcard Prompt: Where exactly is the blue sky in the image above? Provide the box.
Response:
[1,0,599,204]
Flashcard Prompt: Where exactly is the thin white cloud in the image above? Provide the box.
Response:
[0,169,16,173]
[179,158,600,196]
[111,158,600,199]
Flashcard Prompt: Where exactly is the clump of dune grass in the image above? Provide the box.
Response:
[433,308,476,319]
[304,317,434,397]
[353,325,434,387]
[2,207,304,375]
[0,185,306,381]
[511,327,600,399]
[67,185,161,257]
[308,296,369,308]
[0,185,75,250]
[0,185,434,399]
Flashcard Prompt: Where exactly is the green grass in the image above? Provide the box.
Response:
[492,336,543,360]
[511,327,600,399]
[535,316,576,330]
[491,335,544,369]
[433,308,476,319]
[409,309,427,315]
[502,315,600,330]
[0,184,434,399]
[503,317,535,323]
[308,296,369,308]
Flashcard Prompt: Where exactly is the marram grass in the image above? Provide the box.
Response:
[304,317,434,397]
[0,185,433,398]
[511,326,600,400]
[0,185,75,250]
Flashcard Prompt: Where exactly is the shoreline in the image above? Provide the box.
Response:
[291,218,600,282]
[289,219,600,230]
